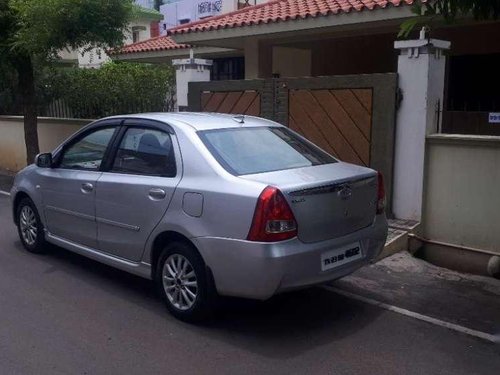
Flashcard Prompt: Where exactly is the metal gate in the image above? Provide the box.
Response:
[188,74,398,213]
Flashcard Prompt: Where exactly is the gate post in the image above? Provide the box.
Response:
[173,49,212,111]
[393,31,450,221]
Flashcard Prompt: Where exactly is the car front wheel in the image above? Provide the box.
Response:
[156,241,216,322]
[17,197,47,253]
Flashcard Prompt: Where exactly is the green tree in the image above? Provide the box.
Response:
[400,0,500,37]
[0,0,134,164]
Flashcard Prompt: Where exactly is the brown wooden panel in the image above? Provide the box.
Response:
[217,91,243,113]
[351,89,373,115]
[291,90,363,165]
[289,91,338,156]
[231,91,258,114]
[332,89,372,140]
[245,94,261,116]
[290,115,341,157]
[201,92,211,110]
[203,92,228,112]
[289,111,337,157]
[289,88,374,166]
[311,90,370,165]
[200,90,260,116]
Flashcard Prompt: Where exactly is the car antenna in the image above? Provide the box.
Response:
[232,115,245,125]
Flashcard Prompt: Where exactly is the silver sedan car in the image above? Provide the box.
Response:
[11,113,387,321]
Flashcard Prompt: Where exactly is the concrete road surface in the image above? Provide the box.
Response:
[0,195,499,375]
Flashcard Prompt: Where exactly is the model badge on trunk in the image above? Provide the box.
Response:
[338,185,352,200]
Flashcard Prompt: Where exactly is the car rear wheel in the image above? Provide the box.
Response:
[17,198,47,253]
[156,241,216,322]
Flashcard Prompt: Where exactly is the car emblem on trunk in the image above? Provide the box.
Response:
[338,184,352,200]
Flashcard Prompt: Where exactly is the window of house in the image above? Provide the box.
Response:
[111,128,176,177]
[211,57,245,81]
[131,26,146,44]
[132,30,140,43]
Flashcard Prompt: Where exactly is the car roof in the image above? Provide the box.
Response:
[104,112,281,131]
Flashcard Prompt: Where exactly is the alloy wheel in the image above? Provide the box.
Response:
[20,205,37,246]
[162,254,198,311]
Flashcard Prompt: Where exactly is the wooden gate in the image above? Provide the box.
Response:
[188,74,398,213]
[188,80,268,117]
[289,88,372,166]
[201,91,260,115]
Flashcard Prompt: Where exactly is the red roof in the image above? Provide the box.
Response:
[113,35,189,55]
[169,0,415,35]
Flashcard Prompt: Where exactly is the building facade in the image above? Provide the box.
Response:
[159,0,265,34]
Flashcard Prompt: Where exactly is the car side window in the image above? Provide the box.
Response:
[59,127,116,170]
[111,128,176,177]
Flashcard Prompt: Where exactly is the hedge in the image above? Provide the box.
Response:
[0,61,176,118]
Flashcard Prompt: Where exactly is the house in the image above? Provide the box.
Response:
[114,1,275,80]
[59,6,164,68]
[114,0,500,108]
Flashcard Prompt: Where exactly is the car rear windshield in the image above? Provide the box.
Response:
[198,126,336,175]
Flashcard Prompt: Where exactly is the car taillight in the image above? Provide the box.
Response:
[377,172,386,215]
[247,186,298,242]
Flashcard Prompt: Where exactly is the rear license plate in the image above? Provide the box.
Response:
[321,242,363,271]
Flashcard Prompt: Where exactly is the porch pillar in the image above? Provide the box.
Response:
[172,49,212,111]
[244,39,260,79]
[393,32,450,221]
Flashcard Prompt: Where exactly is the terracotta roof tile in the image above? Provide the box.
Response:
[168,0,415,35]
[112,35,190,55]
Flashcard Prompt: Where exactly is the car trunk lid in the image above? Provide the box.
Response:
[241,162,378,243]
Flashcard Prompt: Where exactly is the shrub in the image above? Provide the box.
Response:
[41,61,176,118]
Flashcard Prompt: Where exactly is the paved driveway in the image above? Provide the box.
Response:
[0,195,499,375]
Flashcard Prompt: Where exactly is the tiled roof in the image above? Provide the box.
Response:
[168,0,415,35]
[112,35,190,55]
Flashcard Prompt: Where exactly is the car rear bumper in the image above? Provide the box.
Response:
[193,214,388,300]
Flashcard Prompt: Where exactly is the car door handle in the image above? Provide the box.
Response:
[81,183,94,193]
[149,188,166,200]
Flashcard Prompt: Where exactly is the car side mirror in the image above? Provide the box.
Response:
[35,153,53,168]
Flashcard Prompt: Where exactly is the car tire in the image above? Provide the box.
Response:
[16,197,47,254]
[155,241,217,322]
